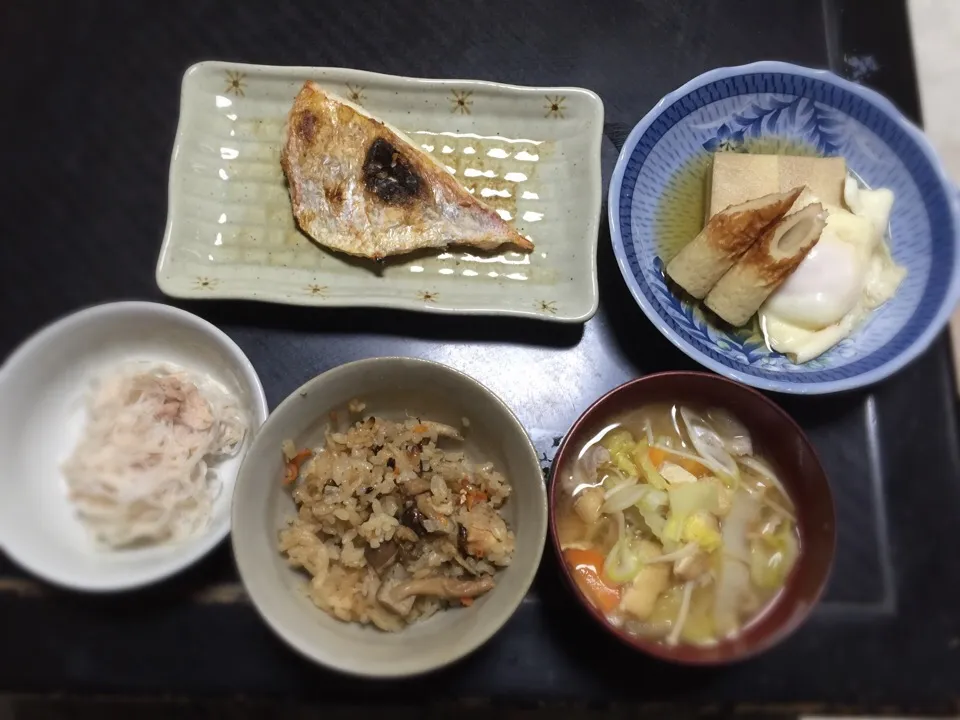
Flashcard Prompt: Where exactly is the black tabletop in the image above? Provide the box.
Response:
[2,0,959,713]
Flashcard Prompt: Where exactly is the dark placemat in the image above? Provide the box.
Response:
[1,0,958,713]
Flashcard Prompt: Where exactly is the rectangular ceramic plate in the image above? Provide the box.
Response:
[157,62,604,322]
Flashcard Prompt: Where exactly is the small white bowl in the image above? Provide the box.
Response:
[232,357,547,678]
[0,301,268,591]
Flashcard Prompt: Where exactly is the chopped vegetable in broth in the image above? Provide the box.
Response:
[558,404,800,646]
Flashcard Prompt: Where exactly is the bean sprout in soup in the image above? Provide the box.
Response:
[556,404,799,646]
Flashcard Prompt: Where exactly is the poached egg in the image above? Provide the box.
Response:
[759,178,906,363]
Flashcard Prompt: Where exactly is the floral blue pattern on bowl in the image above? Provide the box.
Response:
[609,61,960,394]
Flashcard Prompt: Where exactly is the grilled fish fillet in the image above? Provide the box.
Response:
[280,81,534,260]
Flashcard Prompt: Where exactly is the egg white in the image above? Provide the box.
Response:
[759,179,906,364]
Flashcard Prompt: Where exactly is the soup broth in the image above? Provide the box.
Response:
[557,403,799,646]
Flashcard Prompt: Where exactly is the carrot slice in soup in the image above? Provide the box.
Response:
[564,548,621,614]
[678,457,709,477]
[648,447,667,467]
[649,446,709,477]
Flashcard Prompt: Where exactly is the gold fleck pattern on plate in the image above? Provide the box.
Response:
[224,70,247,97]
[307,284,329,297]
[450,90,474,115]
[345,83,366,104]
[417,290,439,303]
[536,300,557,314]
[544,95,566,119]
[194,277,219,290]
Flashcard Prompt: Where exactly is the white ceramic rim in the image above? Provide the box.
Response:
[231,355,548,678]
[607,60,960,395]
[0,300,269,591]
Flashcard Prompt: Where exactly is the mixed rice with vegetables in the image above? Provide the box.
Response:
[278,405,515,632]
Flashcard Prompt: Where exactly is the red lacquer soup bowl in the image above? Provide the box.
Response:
[548,372,836,664]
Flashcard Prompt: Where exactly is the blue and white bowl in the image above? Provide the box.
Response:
[609,61,960,394]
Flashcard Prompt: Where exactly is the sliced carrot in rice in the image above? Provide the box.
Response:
[291,449,312,466]
[282,449,313,485]
[466,490,488,510]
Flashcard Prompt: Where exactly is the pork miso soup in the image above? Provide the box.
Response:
[557,404,799,646]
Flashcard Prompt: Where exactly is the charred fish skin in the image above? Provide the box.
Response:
[281,81,534,261]
[362,138,424,206]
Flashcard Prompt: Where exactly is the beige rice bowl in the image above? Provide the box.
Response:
[278,407,516,632]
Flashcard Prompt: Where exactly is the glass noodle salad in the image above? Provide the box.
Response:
[556,404,799,646]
